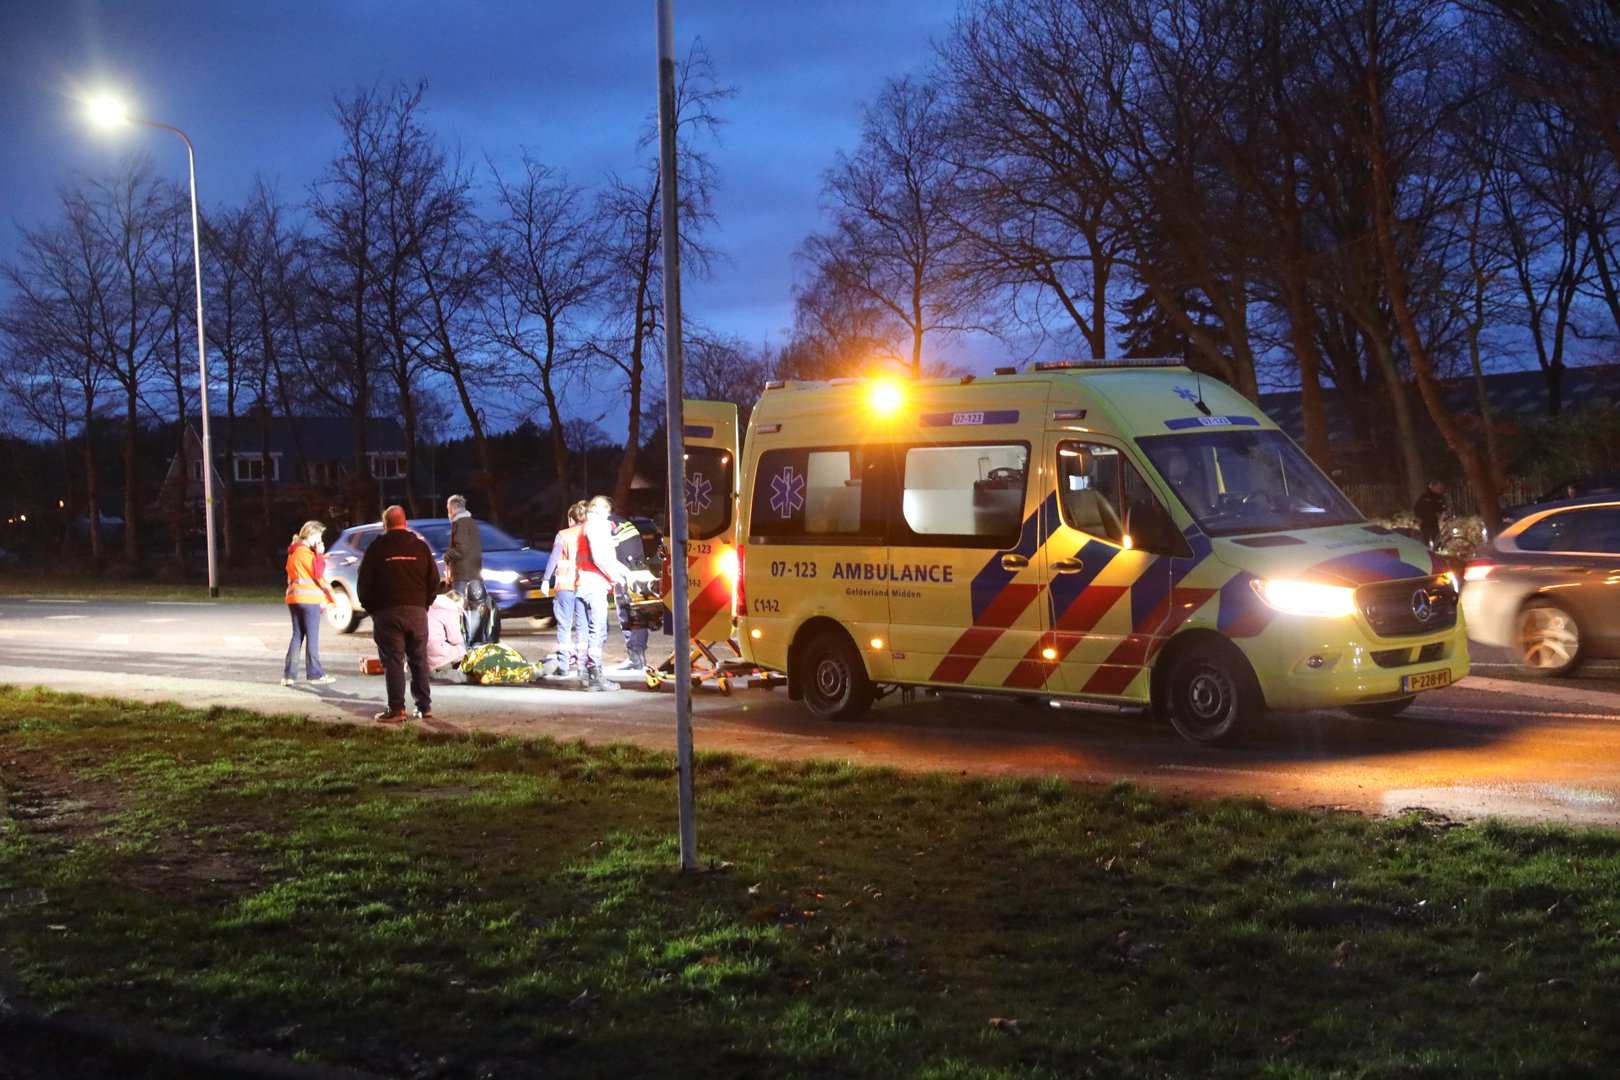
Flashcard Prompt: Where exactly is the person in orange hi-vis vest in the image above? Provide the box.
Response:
[283,520,337,687]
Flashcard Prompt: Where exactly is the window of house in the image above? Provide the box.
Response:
[305,461,342,485]
[233,454,279,483]
[370,453,407,480]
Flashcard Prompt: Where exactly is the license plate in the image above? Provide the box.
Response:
[527,589,546,600]
[1403,669,1452,693]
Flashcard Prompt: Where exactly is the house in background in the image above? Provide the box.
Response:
[160,414,422,523]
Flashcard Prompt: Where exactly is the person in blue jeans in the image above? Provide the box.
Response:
[575,496,634,692]
[539,501,586,677]
[283,520,337,686]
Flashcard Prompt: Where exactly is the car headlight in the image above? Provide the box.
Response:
[1251,578,1357,617]
[482,569,519,584]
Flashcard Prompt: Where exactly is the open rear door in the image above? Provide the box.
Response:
[671,400,740,643]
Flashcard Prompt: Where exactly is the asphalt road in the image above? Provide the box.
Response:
[2,598,1618,828]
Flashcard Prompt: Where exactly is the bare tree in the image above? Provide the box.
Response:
[485,157,605,506]
[942,0,1135,361]
[802,76,987,377]
[590,42,729,507]
[307,85,391,520]
[1327,0,1503,522]
[780,268,895,379]
[29,158,185,566]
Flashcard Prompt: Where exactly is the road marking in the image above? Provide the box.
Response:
[26,598,87,604]
[1160,763,1279,778]
[1459,675,1620,711]
[147,601,212,606]
[98,633,132,644]
[44,614,88,620]
[139,618,182,624]
[225,636,270,651]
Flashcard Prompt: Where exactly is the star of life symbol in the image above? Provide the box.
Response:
[685,472,713,516]
[1174,386,1199,403]
[770,466,805,519]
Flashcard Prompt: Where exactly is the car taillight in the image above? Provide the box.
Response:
[1462,561,1495,583]
[734,542,746,617]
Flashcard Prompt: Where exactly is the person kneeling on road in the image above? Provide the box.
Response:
[358,505,441,721]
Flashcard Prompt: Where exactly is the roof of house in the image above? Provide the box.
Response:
[1259,364,1620,444]
[195,414,408,459]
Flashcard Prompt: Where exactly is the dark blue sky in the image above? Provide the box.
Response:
[0,0,964,356]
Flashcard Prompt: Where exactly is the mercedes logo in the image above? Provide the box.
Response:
[1410,588,1434,622]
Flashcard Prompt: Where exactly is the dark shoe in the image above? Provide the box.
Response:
[541,657,570,678]
[412,709,433,720]
[584,670,620,692]
[374,709,407,722]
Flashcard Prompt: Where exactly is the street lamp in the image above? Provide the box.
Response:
[89,96,218,597]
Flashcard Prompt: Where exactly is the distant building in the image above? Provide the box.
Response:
[160,414,419,509]
[1259,365,1620,448]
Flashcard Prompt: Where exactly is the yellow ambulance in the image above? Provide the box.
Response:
[733,361,1467,745]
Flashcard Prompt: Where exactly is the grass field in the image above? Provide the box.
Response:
[3,685,1619,1078]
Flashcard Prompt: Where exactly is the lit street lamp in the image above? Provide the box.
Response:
[88,96,218,597]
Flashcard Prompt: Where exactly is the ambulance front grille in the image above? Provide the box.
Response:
[1356,578,1458,638]
[1370,642,1447,668]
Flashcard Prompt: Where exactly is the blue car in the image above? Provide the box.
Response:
[321,517,552,634]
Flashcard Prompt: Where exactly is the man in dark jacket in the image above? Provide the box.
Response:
[1413,480,1448,551]
[445,493,493,646]
[359,505,441,721]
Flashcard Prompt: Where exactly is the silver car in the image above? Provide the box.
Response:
[1461,496,1620,675]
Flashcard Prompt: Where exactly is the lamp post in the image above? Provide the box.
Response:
[89,97,218,597]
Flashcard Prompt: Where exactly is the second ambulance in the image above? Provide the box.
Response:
[731,360,1466,745]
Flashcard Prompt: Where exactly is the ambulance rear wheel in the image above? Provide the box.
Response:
[1162,639,1260,746]
[800,630,874,721]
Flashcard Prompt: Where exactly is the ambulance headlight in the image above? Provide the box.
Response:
[1250,578,1356,618]
[482,569,520,584]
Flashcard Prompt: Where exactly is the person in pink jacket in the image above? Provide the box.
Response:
[283,520,337,686]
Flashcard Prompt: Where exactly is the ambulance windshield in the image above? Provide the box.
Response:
[1137,430,1362,536]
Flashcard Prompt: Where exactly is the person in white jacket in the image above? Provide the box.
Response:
[575,495,635,692]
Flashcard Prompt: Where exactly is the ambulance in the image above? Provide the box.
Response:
[732,360,1467,745]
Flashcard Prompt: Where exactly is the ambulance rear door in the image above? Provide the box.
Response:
[675,400,740,643]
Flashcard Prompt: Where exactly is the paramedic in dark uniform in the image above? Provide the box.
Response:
[606,512,652,673]
[359,505,441,721]
[444,493,488,644]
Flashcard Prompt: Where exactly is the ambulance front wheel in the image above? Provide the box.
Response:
[800,630,875,721]
[1161,638,1261,746]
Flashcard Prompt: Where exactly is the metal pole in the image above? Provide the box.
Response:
[137,119,218,598]
[656,0,697,871]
